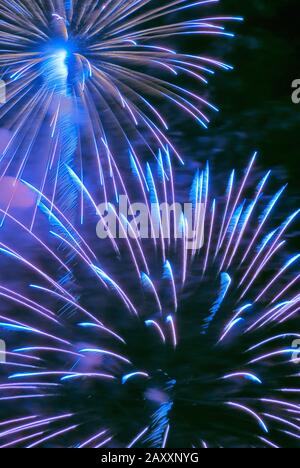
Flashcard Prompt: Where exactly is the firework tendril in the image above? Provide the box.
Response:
[0,152,299,448]
[0,0,241,222]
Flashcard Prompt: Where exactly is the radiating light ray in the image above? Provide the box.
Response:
[0,413,73,439]
[255,254,300,303]
[80,348,132,365]
[141,272,163,314]
[240,185,287,266]
[218,152,257,254]
[122,372,150,385]
[77,429,109,449]
[26,424,78,448]
[258,436,279,449]
[166,315,177,348]
[0,156,298,448]
[0,321,70,346]
[0,0,240,216]
[0,431,45,449]
[163,260,178,312]
[239,241,286,301]
[249,349,296,365]
[78,323,126,345]
[263,413,300,433]
[222,373,262,384]
[226,402,268,433]
[94,436,114,448]
[145,320,166,344]
[127,426,149,448]
[247,334,300,352]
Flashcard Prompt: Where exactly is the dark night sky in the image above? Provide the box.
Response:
[218,0,300,180]
[174,0,300,192]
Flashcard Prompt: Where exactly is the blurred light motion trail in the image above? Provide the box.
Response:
[0,0,241,223]
[0,153,299,448]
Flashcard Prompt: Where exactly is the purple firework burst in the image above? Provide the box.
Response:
[0,153,299,448]
[0,0,242,221]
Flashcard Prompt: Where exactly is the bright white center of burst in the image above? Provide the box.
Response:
[56,49,68,61]
[54,49,68,79]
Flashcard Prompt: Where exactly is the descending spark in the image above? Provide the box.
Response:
[0,0,241,220]
[0,155,298,448]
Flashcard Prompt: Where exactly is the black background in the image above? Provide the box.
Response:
[177,0,300,191]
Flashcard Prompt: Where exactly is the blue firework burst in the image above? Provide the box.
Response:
[0,154,299,448]
[0,0,241,222]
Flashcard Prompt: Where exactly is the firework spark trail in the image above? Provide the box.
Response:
[0,0,241,221]
[0,154,299,447]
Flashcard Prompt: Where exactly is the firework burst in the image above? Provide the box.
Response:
[0,0,241,221]
[0,153,299,448]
